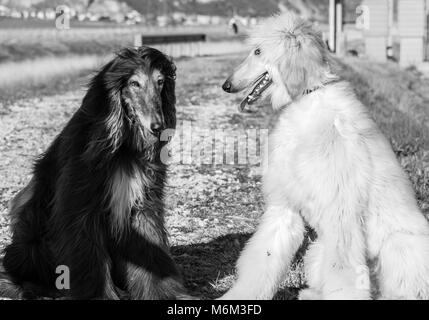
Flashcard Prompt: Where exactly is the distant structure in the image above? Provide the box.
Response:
[398,0,426,66]
[328,0,343,54]
[362,0,390,62]
[330,0,428,67]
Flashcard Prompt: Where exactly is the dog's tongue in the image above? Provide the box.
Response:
[238,73,272,112]
[239,98,248,112]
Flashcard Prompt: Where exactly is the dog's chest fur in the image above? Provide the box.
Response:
[108,161,162,234]
[263,84,373,231]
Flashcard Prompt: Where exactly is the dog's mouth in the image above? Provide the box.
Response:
[239,72,272,111]
[125,108,161,141]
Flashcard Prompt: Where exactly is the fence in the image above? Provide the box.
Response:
[134,33,206,57]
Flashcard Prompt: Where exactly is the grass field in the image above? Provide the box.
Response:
[0,52,428,299]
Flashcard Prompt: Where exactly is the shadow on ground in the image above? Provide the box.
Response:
[172,229,316,300]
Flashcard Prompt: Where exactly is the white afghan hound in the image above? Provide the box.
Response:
[221,13,429,300]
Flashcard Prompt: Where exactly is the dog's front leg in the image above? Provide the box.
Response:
[119,212,189,300]
[318,217,371,300]
[219,206,305,300]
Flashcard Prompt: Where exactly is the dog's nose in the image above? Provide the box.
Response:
[222,80,232,93]
[150,122,163,134]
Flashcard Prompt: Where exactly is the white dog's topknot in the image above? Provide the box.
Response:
[248,12,321,46]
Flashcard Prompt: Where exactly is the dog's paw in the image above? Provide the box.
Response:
[177,294,200,300]
[323,288,370,300]
[217,289,245,300]
[298,288,323,300]
[217,293,233,300]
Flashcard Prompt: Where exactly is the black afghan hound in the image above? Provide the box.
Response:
[0,47,190,300]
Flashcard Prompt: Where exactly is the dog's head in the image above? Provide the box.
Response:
[97,47,176,137]
[222,13,335,110]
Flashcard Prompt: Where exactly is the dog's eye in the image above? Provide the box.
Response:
[254,48,261,55]
[157,79,164,86]
[130,81,140,88]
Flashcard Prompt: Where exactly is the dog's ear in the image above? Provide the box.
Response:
[279,30,331,99]
[161,58,177,130]
[82,56,127,162]
[84,92,125,162]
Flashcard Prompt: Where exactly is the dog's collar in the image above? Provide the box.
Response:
[302,86,320,95]
[278,80,339,112]
[302,79,340,96]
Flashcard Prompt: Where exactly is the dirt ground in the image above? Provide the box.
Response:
[0,53,428,299]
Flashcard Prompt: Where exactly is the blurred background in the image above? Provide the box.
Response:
[1,1,429,81]
[0,0,362,61]
[0,0,428,299]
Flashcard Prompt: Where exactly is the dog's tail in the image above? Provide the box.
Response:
[0,258,22,299]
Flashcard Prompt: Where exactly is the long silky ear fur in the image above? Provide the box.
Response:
[279,21,337,98]
[81,64,126,164]
[84,94,125,162]
[161,59,176,130]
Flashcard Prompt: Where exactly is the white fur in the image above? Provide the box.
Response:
[220,13,429,300]
[108,164,145,236]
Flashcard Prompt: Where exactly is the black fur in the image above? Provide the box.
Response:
[1,47,189,299]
